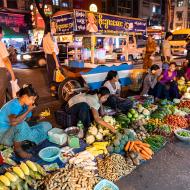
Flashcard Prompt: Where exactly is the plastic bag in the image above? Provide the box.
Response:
[10,79,20,98]
[53,69,65,83]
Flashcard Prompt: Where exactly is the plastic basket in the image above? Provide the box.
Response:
[39,147,60,162]
[94,179,119,190]
[48,128,68,145]
[54,110,73,128]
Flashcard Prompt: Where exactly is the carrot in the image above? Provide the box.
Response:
[140,152,152,160]
[129,141,135,151]
[141,143,151,148]
[125,141,131,152]
[141,150,151,158]
[133,144,140,152]
[140,146,153,155]
[134,140,143,145]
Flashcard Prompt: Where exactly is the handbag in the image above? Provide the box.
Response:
[10,79,20,98]
[53,69,65,83]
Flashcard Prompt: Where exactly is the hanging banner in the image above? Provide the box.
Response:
[52,13,74,34]
[74,9,147,34]
[0,12,25,32]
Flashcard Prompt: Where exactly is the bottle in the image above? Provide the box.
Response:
[77,121,84,139]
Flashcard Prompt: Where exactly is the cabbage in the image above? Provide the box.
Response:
[88,126,98,136]
[96,132,103,141]
[86,135,95,144]
[103,116,116,125]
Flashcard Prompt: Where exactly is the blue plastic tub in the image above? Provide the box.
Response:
[39,146,60,162]
[94,179,119,190]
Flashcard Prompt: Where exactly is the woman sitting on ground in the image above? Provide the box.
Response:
[155,62,179,100]
[0,84,52,159]
[102,70,133,113]
[66,87,115,134]
[141,64,160,96]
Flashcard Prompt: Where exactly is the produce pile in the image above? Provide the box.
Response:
[107,130,136,154]
[125,141,153,161]
[1,97,190,190]
[164,115,189,131]
[97,154,135,182]
[144,135,166,152]
[178,100,190,109]
[0,160,46,190]
[40,165,100,190]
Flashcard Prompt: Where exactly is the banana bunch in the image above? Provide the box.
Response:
[0,160,47,189]
[39,108,51,118]
[86,142,109,156]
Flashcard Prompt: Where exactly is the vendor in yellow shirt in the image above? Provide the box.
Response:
[66,87,115,134]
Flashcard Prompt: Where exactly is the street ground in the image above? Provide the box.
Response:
[13,59,190,190]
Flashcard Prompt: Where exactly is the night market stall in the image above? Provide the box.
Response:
[51,9,147,100]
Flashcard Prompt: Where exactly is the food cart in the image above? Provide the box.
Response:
[52,10,147,101]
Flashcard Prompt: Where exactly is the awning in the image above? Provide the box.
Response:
[2,26,27,39]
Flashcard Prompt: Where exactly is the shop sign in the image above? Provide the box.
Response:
[0,12,25,32]
[74,10,147,34]
[52,13,74,34]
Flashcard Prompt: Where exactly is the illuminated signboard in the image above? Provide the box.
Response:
[0,12,25,32]
[52,13,74,34]
[74,10,147,34]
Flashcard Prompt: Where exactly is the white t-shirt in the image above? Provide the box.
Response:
[43,33,59,55]
[68,93,100,110]
[0,41,9,68]
[162,40,171,57]
[104,81,121,95]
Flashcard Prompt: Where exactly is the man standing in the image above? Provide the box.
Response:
[0,26,16,108]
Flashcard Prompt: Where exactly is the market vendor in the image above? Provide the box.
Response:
[66,87,115,134]
[141,64,160,96]
[154,62,179,100]
[0,84,52,159]
[103,70,133,113]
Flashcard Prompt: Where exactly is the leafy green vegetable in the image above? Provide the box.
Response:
[177,131,190,137]
[144,135,165,152]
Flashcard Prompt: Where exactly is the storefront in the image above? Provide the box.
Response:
[0,11,29,50]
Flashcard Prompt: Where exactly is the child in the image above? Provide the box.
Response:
[141,64,160,96]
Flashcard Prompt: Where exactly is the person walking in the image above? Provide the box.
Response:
[143,35,157,69]
[43,24,60,96]
[0,26,16,108]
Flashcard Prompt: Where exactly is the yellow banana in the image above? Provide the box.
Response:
[0,175,10,187]
[26,161,37,172]
[4,172,17,183]
[13,166,25,179]
[20,162,30,176]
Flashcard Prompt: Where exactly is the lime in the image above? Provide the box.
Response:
[127,113,133,118]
